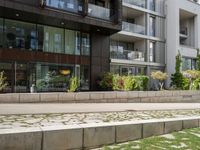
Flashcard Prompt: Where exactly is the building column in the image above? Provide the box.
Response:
[90,33,110,90]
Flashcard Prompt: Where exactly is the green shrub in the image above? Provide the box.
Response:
[98,72,113,90]
[182,77,190,90]
[112,74,124,91]
[192,78,200,90]
[124,76,137,91]
[134,76,149,91]
[171,52,185,89]
[68,76,79,92]
[0,71,8,92]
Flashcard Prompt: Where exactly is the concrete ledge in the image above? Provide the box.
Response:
[0,90,200,103]
[0,128,42,150]
[42,126,83,150]
[0,117,200,150]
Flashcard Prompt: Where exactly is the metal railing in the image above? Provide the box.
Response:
[110,49,145,61]
[122,21,146,35]
[88,3,111,20]
[123,0,146,8]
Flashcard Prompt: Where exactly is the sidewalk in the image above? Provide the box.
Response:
[0,103,200,115]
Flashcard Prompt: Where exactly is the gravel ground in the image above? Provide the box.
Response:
[0,109,200,129]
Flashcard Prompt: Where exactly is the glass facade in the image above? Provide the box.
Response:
[0,18,3,48]
[148,0,155,11]
[46,0,83,13]
[149,16,156,37]
[149,41,155,62]
[0,18,91,92]
[4,19,37,50]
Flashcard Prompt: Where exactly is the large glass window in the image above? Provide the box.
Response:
[38,25,64,54]
[148,0,155,11]
[36,63,74,92]
[81,33,90,56]
[65,29,80,55]
[149,16,155,37]
[182,57,196,71]
[0,18,3,48]
[4,19,37,50]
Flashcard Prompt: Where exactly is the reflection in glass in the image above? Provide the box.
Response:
[149,16,155,37]
[38,25,64,53]
[4,19,37,50]
[0,62,12,92]
[81,33,90,56]
[65,29,80,55]
[36,63,74,92]
[0,18,3,48]
[80,65,89,90]
[46,0,83,13]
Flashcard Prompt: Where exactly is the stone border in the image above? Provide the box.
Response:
[0,90,200,103]
[0,117,199,150]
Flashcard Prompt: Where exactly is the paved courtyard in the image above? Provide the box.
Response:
[0,103,200,114]
[0,109,200,129]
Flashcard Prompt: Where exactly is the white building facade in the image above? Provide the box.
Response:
[110,0,200,88]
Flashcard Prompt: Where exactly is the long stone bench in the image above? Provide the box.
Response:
[0,90,200,103]
[0,117,199,150]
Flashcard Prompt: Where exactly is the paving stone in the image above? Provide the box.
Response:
[0,94,20,103]
[58,93,75,102]
[20,93,40,103]
[40,93,59,102]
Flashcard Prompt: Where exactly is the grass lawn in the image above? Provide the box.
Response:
[101,128,200,150]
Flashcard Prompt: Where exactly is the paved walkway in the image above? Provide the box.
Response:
[0,103,200,115]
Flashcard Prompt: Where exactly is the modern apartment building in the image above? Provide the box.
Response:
[0,0,122,92]
[109,0,166,89]
[0,0,200,93]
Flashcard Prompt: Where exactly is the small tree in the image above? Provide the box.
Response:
[171,51,184,89]
[68,76,79,92]
[151,71,168,91]
[0,71,8,92]
[196,48,200,71]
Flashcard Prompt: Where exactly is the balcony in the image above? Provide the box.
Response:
[122,22,145,35]
[88,3,111,20]
[46,0,82,13]
[123,0,146,8]
[110,49,145,62]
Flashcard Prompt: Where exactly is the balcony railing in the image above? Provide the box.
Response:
[110,49,145,61]
[46,0,82,13]
[123,0,146,8]
[122,22,145,35]
[88,3,111,20]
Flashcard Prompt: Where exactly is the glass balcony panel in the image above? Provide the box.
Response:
[46,0,82,13]
[110,49,145,62]
[122,22,145,35]
[123,0,146,8]
[88,3,111,20]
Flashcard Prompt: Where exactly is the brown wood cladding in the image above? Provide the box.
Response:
[0,49,90,65]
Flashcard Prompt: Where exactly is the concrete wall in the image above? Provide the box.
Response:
[0,90,200,103]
